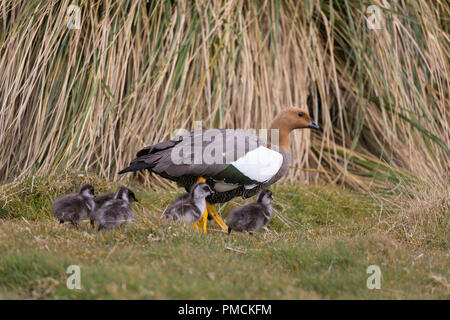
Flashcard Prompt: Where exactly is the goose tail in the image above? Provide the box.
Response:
[118,162,150,174]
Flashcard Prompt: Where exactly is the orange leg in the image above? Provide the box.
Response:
[193,206,208,234]
[206,203,228,231]
[192,177,228,233]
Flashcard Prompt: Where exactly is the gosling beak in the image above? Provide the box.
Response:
[308,120,320,130]
[130,193,138,202]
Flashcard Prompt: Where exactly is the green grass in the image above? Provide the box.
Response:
[0,173,448,299]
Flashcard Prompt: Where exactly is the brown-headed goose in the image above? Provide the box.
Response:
[52,184,95,229]
[90,187,138,231]
[119,107,319,233]
[162,182,214,232]
[226,189,273,234]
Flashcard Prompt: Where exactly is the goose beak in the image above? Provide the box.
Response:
[308,120,320,130]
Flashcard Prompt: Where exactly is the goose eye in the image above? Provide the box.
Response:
[298,112,303,117]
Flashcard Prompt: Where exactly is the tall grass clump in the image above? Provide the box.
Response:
[0,0,448,190]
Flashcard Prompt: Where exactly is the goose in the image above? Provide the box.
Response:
[52,184,95,229]
[90,187,138,231]
[162,182,215,231]
[119,107,319,232]
[226,189,273,234]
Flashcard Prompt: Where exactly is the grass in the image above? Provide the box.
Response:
[0,173,448,299]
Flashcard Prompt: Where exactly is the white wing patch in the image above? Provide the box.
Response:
[214,181,240,192]
[230,146,283,183]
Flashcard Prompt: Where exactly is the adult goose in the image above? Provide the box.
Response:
[119,107,320,232]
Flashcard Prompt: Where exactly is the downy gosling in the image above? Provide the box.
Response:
[226,189,273,234]
[90,187,138,231]
[162,183,214,224]
[52,184,95,229]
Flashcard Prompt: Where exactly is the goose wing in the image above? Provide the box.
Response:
[119,129,283,185]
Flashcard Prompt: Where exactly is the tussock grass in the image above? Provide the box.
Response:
[0,173,448,299]
[0,0,448,189]
[373,180,449,248]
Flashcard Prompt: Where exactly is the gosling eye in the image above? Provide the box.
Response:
[298,112,303,117]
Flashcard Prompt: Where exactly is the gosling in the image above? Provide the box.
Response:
[162,183,214,224]
[90,187,138,231]
[93,193,114,209]
[226,189,273,234]
[52,184,96,229]
[90,193,114,228]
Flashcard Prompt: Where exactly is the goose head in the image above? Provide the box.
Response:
[271,107,320,131]
[270,107,320,152]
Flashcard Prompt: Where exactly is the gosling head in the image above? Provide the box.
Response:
[256,189,273,205]
[79,184,95,199]
[191,183,215,200]
[114,187,138,203]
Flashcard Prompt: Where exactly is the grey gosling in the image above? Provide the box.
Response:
[162,183,214,225]
[93,193,114,208]
[91,193,114,228]
[226,189,273,234]
[52,184,95,229]
[90,187,138,231]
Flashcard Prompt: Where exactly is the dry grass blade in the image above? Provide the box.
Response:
[0,0,448,191]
